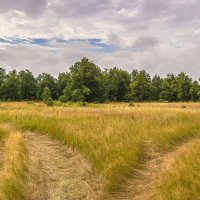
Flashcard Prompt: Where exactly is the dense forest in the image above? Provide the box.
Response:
[0,57,199,103]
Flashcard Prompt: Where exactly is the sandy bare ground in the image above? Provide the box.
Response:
[23,132,104,200]
[105,137,200,200]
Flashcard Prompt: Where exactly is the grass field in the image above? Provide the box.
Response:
[154,139,200,200]
[0,125,28,200]
[0,102,200,199]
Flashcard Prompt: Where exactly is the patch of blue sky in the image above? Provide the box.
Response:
[87,38,115,53]
[0,37,50,47]
[56,38,115,53]
[0,37,30,45]
[31,38,49,46]
[0,37,115,52]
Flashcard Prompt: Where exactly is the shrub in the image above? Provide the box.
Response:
[129,102,135,107]
[79,101,87,107]
[59,95,68,103]
[45,97,53,107]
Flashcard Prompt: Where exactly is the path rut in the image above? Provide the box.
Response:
[23,132,104,200]
[105,137,200,200]
[2,126,199,200]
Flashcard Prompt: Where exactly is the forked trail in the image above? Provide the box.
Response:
[23,132,104,200]
[105,136,200,200]
[1,126,199,200]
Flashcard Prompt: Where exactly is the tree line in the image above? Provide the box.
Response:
[0,57,199,103]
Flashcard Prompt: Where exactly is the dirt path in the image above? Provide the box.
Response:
[105,137,200,200]
[23,132,104,200]
[1,126,199,200]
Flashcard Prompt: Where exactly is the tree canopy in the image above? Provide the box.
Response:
[0,58,199,102]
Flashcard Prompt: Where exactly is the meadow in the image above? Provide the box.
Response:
[0,102,200,199]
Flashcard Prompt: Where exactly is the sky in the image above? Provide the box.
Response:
[0,0,200,79]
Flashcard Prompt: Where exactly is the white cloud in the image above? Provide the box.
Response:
[0,0,200,79]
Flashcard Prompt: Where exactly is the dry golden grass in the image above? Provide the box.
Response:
[154,139,200,200]
[0,125,28,200]
[23,131,104,200]
[0,102,200,191]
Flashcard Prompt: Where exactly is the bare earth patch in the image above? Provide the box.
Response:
[23,132,104,200]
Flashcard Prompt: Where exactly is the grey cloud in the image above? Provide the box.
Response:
[0,0,47,16]
[140,0,171,19]
[132,35,160,51]
[49,0,112,18]
[0,0,200,79]
[170,0,200,26]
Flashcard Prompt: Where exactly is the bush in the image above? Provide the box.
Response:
[129,102,135,107]
[159,99,168,102]
[27,101,34,104]
[59,95,68,103]
[42,86,51,102]
[79,101,87,107]
[45,97,53,107]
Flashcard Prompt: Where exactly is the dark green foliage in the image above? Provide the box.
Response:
[0,58,200,102]
[45,97,54,106]
[159,74,178,102]
[190,81,200,101]
[62,58,107,102]
[42,87,53,106]
[0,68,6,100]
[57,72,70,97]
[176,72,192,101]
[37,73,57,100]
[151,75,163,101]
[1,70,21,101]
[127,70,152,102]
[18,70,37,100]
[42,86,51,102]
[59,95,68,103]
[106,67,131,101]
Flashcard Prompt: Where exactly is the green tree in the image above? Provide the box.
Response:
[65,58,107,102]
[107,67,131,101]
[1,70,20,101]
[159,74,178,102]
[131,69,138,81]
[57,72,70,97]
[190,81,200,101]
[18,70,37,100]
[0,68,6,85]
[37,73,57,100]
[0,68,6,100]
[176,72,192,101]
[151,75,163,101]
[128,70,152,102]
[42,86,51,102]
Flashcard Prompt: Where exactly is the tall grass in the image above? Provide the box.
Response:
[0,126,28,200]
[0,128,8,141]
[154,140,200,200]
[0,102,200,190]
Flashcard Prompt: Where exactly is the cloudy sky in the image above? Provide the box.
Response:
[0,0,200,79]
